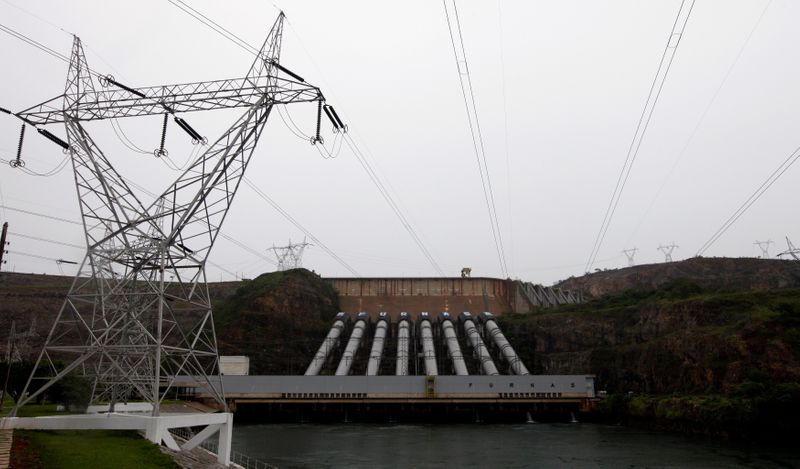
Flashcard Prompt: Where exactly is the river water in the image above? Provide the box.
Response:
[232,423,800,468]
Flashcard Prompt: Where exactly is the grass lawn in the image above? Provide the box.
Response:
[11,430,179,469]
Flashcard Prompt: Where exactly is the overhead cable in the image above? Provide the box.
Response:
[166,1,442,276]
[243,177,361,276]
[342,134,444,276]
[584,0,696,272]
[624,0,772,248]
[443,0,508,277]
[8,231,83,249]
[0,22,103,79]
[696,143,800,256]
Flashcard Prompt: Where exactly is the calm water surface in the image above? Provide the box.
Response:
[232,423,800,468]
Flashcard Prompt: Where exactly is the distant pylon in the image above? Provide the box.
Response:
[754,240,773,259]
[269,238,312,270]
[777,236,800,261]
[622,248,638,267]
[657,243,678,263]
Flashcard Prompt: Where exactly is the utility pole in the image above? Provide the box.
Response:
[657,243,678,263]
[622,247,638,267]
[0,222,8,271]
[754,240,773,259]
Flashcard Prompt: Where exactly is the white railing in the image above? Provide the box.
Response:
[170,427,279,469]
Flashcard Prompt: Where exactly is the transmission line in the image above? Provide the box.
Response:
[165,0,259,56]
[496,0,514,275]
[584,0,695,272]
[624,0,772,248]
[165,1,442,276]
[0,204,81,225]
[696,143,800,256]
[341,134,444,276]
[243,177,361,277]
[0,22,103,79]
[443,0,508,277]
[0,202,276,278]
[0,152,70,177]
[8,231,82,249]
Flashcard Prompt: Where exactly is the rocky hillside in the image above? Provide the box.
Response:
[0,271,250,358]
[214,269,340,374]
[556,257,800,299]
[500,280,800,394]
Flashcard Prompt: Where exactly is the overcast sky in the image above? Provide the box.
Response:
[0,0,797,284]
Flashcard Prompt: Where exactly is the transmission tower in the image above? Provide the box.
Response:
[777,236,800,261]
[622,247,638,267]
[4,319,36,364]
[3,14,340,416]
[657,243,678,263]
[269,238,312,270]
[754,240,773,259]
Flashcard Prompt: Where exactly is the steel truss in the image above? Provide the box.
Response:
[11,13,326,416]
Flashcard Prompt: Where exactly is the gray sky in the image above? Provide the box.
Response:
[0,0,797,284]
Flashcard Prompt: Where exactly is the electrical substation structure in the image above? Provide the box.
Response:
[0,14,344,464]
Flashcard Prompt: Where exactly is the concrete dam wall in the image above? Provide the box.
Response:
[325,277,583,318]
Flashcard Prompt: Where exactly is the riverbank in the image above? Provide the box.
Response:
[596,388,800,444]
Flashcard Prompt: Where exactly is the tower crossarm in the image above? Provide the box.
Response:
[15,75,322,126]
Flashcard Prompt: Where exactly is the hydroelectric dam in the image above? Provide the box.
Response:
[179,308,595,423]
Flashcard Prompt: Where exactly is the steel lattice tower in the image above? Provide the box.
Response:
[9,14,331,416]
[657,243,678,263]
[269,238,312,270]
[777,236,800,261]
[754,240,773,259]
[622,248,638,267]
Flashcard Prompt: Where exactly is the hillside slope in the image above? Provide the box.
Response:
[214,269,340,374]
[556,257,800,299]
[500,281,800,394]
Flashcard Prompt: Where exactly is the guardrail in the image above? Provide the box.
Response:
[169,427,278,469]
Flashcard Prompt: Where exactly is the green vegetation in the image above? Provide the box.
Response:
[499,279,800,442]
[504,279,800,321]
[12,430,179,469]
[600,381,800,442]
[214,268,340,374]
[0,362,93,411]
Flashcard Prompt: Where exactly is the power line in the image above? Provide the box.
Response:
[8,231,83,249]
[585,0,696,272]
[0,152,71,177]
[274,9,446,275]
[0,204,82,225]
[0,22,103,79]
[165,0,258,57]
[624,0,772,248]
[696,143,800,256]
[0,201,277,279]
[243,177,361,277]
[443,0,508,277]
[496,0,514,275]
[6,249,64,263]
[117,177,278,268]
[341,134,444,276]
[1,0,73,37]
[165,1,442,276]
